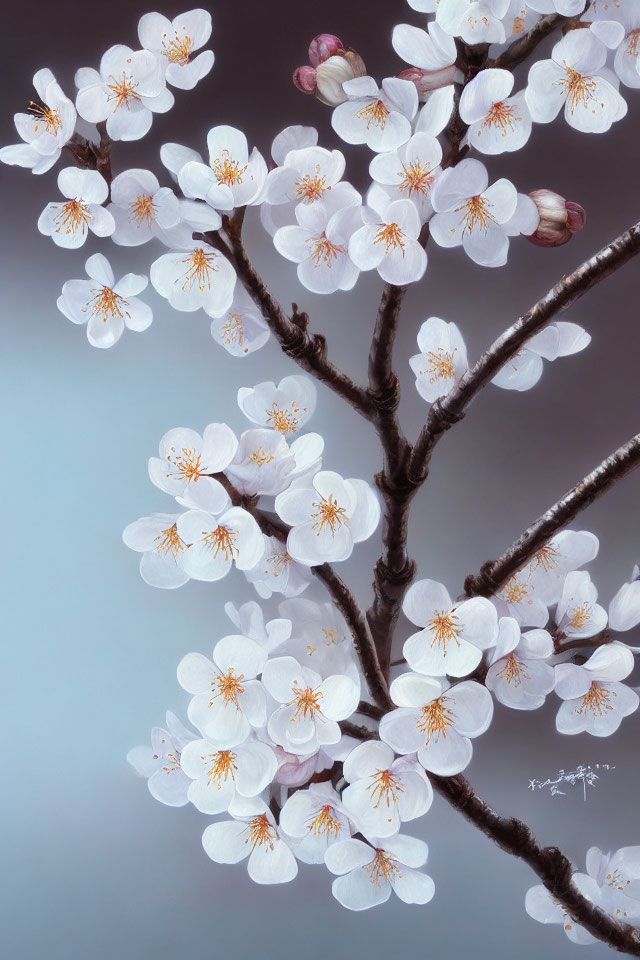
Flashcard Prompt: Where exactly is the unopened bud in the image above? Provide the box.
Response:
[397,64,457,97]
[526,189,586,248]
[308,34,344,67]
[293,65,317,95]
[315,51,366,106]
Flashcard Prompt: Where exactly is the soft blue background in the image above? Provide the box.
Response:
[1,2,639,957]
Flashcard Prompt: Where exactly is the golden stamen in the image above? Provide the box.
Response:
[106,72,142,112]
[554,63,598,114]
[307,233,346,268]
[129,193,156,229]
[496,653,531,686]
[288,685,323,721]
[307,804,342,840]
[53,199,92,236]
[153,523,186,563]
[416,695,455,744]
[204,750,238,788]
[201,525,238,562]
[181,248,219,292]
[427,609,461,656]
[455,194,497,237]
[577,682,615,716]
[311,494,348,536]
[212,149,247,187]
[365,850,403,887]
[373,222,406,256]
[166,445,203,484]
[28,101,62,135]
[209,668,245,709]
[245,814,277,851]
[421,348,456,384]
[368,769,403,809]
[356,99,389,130]
[397,160,434,197]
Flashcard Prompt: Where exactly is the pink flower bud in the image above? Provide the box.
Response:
[526,189,587,248]
[315,51,366,106]
[398,65,457,97]
[293,65,317,95]
[308,34,344,68]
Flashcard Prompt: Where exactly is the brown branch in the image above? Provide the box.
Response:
[408,218,640,485]
[64,123,113,188]
[464,433,640,598]
[489,12,565,72]
[201,222,375,420]
[356,699,385,721]
[554,627,613,655]
[432,774,640,955]
[339,719,378,741]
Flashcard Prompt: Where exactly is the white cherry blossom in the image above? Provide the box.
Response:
[263,145,345,206]
[528,0,587,14]
[492,573,549,628]
[586,845,640,922]
[224,429,297,496]
[262,655,359,755]
[210,286,270,356]
[224,599,292,655]
[325,834,435,910]
[521,529,600,604]
[138,9,214,90]
[436,0,511,45]
[554,641,639,736]
[0,68,76,174]
[278,596,359,682]
[460,68,532,154]
[260,125,319,235]
[369,132,442,222]
[160,140,203,182]
[380,674,493,775]
[244,535,313,599]
[37,167,114,249]
[491,321,590,391]
[178,124,268,210]
[108,168,180,245]
[402,578,498,677]
[179,735,277,814]
[485,619,556,710]
[127,711,196,806]
[122,511,191,588]
[525,29,627,133]
[349,196,427,285]
[392,21,457,73]
[57,252,151,349]
[555,571,608,641]
[331,76,418,153]
[148,422,237,497]
[525,876,600,945]
[342,740,433,838]
[275,470,381,566]
[609,566,640,633]
[177,634,267,746]
[202,797,298,884]
[280,781,352,863]
[409,316,468,403]
[150,241,236,316]
[75,45,171,141]
[237,375,316,435]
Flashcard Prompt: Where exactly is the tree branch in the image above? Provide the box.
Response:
[464,433,640,598]
[408,218,640,485]
[489,13,565,72]
[432,774,640,955]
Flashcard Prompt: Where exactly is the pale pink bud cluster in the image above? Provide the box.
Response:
[293,34,366,107]
[526,189,586,248]
[397,65,457,97]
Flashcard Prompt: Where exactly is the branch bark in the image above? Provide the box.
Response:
[489,12,565,71]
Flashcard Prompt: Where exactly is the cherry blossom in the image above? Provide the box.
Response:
[210,287,270,356]
[409,316,468,403]
[349,196,427,285]
[325,835,435,910]
[491,321,590,391]
[263,145,346,206]
[57,253,151,349]
[555,571,608,641]
[521,529,600,605]
[402,578,498,677]
[609,566,640,633]
[237,375,316,435]
[138,9,214,90]
[331,77,418,153]
[554,642,639,736]
[0,69,76,174]
[38,167,114,249]
[586,845,640,923]
[491,572,549,628]
[127,711,196,806]
[380,674,493,775]
[244,535,313,599]
[280,781,352,863]
[368,132,442,221]
[436,0,511,45]
[342,740,433,838]
[262,655,359,755]
[179,735,277,814]
[224,429,298,496]
[223,599,292,655]
[275,470,381,566]
[525,29,627,133]
[177,634,267,746]
[122,510,191,588]
[75,45,171,141]
[485,619,556,710]
[278,596,358,680]
[148,421,237,497]
[459,68,532,155]
[107,168,180,245]
[150,241,236,316]
[202,797,298,884]
[178,125,268,210]
[525,876,601,945]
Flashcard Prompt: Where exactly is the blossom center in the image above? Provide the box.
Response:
[166,445,203,484]
[374,222,406,256]
[106,71,142,112]
[84,286,129,323]
[531,543,559,574]
[480,100,519,136]
[288,684,323,721]
[497,653,531,686]
[210,668,245,708]
[456,194,496,237]
[129,193,156,229]
[296,168,330,202]
[397,160,434,197]
[205,749,238,788]
[249,447,275,466]
[153,522,186,562]
[265,551,291,576]
[356,99,389,130]
[245,814,277,851]
[503,576,531,606]
[607,869,631,891]
[365,850,402,887]
[368,769,403,809]
[307,804,342,839]
[28,100,62,135]
[427,609,461,655]
[577,682,614,716]
[421,348,456,383]
[181,248,219,292]
[202,525,238,562]
[555,64,597,114]
[266,402,300,433]
[416,695,455,744]
[162,29,193,65]
[161,751,180,774]
[308,233,346,268]
[212,149,247,187]
[568,602,592,631]
[53,199,92,236]
[626,30,640,58]
[220,313,245,349]
[323,627,337,646]
[311,493,348,536]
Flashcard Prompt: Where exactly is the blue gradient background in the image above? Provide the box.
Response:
[1,2,639,957]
